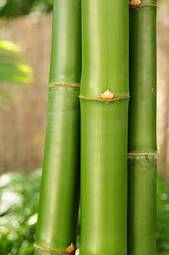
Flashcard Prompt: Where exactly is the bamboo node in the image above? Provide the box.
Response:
[129,2,157,8]
[128,152,157,158]
[79,94,129,103]
[100,90,115,101]
[33,243,76,255]
[49,83,80,89]
[129,0,141,7]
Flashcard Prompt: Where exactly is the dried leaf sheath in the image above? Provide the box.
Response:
[34,0,81,254]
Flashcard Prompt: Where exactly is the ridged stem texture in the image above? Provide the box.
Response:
[80,1,129,255]
[34,0,81,254]
[128,0,157,254]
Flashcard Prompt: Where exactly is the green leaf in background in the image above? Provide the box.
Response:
[0,41,33,85]
[0,169,41,255]
[0,0,52,16]
[157,174,169,255]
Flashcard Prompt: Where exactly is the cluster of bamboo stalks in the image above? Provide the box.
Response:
[34,0,157,255]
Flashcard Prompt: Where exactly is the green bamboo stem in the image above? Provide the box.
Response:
[34,0,81,254]
[128,0,157,254]
[80,1,129,255]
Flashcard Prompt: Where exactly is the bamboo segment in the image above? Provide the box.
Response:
[128,0,157,254]
[80,1,129,255]
[34,0,81,254]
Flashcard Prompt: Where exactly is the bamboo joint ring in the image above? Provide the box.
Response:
[34,243,76,255]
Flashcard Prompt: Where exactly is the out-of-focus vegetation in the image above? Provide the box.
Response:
[157,175,169,255]
[0,40,33,106]
[0,169,41,255]
[0,0,52,16]
[0,41,32,84]
[0,170,168,255]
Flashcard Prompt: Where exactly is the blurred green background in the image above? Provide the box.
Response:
[0,0,169,254]
[0,0,52,16]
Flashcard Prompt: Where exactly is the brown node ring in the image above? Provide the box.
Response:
[128,152,157,158]
[33,243,76,255]
[49,83,80,89]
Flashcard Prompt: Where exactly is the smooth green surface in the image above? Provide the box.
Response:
[49,0,81,84]
[128,4,157,255]
[35,0,81,253]
[139,0,156,4]
[80,0,129,255]
[129,7,156,152]
[128,157,156,255]
[35,88,80,250]
[81,0,128,98]
[80,101,128,255]
[34,249,49,255]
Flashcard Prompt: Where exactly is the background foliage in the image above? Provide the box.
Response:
[157,175,169,255]
[0,40,33,106]
[0,0,53,16]
[0,170,41,255]
[0,41,32,84]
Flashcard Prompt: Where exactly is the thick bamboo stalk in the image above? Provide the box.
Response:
[34,0,81,254]
[80,1,129,255]
[128,0,157,254]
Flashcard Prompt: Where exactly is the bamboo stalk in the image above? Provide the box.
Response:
[34,0,81,254]
[80,1,129,255]
[128,0,157,254]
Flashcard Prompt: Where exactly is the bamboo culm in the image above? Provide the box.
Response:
[80,0,129,255]
[34,0,81,254]
[128,0,157,254]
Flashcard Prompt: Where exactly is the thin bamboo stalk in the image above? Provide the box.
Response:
[128,0,157,254]
[80,1,129,255]
[34,0,81,254]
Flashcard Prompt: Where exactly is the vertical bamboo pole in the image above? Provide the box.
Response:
[34,0,81,254]
[80,1,129,255]
[128,0,157,254]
